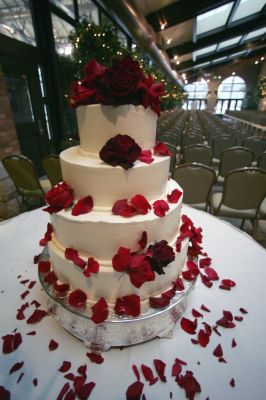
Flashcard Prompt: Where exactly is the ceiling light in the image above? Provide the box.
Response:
[255,60,259,64]
[232,72,235,75]
[261,57,264,61]
[160,21,167,30]
[174,55,178,60]
[176,60,180,65]
[166,38,172,45]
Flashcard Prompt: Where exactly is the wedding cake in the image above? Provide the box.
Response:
[40,57,200,326]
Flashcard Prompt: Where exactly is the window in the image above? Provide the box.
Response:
[182,79,208,110]
[216,75,246,114]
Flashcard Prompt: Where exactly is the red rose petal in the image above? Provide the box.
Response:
[138,231,147,250]
[213,326,221,336]
[20,290,30,300]
[182,268,199,281]
[65,248,86,269]
[219,284,231,290]
[232,338,237,348]
[139,149,154,164]
[132,364,140,381]
[112,199,137,217]
[83,257,100,277]
[56,382,70,400]
[235,316,243,321]
[71,195,93,216]
[192,309,203,318]
[54,281,70,293]
[44,271,58,285]
[154,359,167,382]
[65,389,75,400]
[191,338,199,345]
[0,386,11,400]
[200,274,213,288]
[64,373,75,381]
[198,329,210,348]
[77,364,87,376]
[39,222,53,246]
[153,200,169,217]
[172,362,182,377]
[126,381,144,400]
[167,188,182,203]
[20,279,30,285]
[31,300,41,308]
[58,361,71,373]
[76,382,96,400]
[16,310,25,320]
[141,364,158,385]
[199,257,212,268]
[68,289,87,308]
[49,339,58,351]
[175,357,187,366]
[240,307,248,314]
[230,378,235,387]
[27,309,47,324]
[26,331,36,336]
[219,357,227,363]
[91,297,109,324]
[16,372,24,384]
[149,295,170,308]
[221,279,236,287]
[33,378,38,387]
[38,261,51,273]
[154,142,172,156]
[9,361,24,375]
[112,247,131,272]
[131,194,151,215]
[201,304,211,312]
[2,333,22,354]
[213,344,223,357]
[86,352,104,364]
[115,295,141,317]
[173,277,185,291]
[28,280,36,289]
[204,267,219,281]
[180,317,197,334]
[177,370,201,399]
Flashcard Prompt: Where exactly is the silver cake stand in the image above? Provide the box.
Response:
[39,247,196,352]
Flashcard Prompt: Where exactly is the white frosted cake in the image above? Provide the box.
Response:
[40,57,197,323]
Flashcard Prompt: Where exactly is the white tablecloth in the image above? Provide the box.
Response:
[0,205,265,400]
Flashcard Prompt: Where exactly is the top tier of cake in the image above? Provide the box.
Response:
[77,104,157,154]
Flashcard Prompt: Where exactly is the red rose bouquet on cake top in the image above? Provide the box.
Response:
[69,56,165,116]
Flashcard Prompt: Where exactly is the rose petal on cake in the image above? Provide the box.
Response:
[132,365,140,381]
[199,257,212,268]
[112,199,137,217]
[91,297,109,324]
[192,309,203,318]
[76,382,96,400]
[154,359,167,382]
[221,279,236,287]
[9,361,24,375]
[204,267,219,281]
[44,271,58,285]
[230,378,235,387]
[56,382,70,400]
[154,142,172,156]
[69,289,87,308]
[182,268,199,281]
[126,381,144,400]
[139,149,154,164]
[115,295,141,317]
[39,222,53,246]
[131,194,151,215]
[232,338,237,348]
[65,248,87,269]
[86,352,104,364]
[112,247,131,272]
[0,386,11,400]
[172,362,182,377]
[152,200,169,217]
[149,295,170,308]
[83,258,100,277]
[27,309,47,324]
[54,281,70,293]
[198,329,210,348]
[58,361,71,373]
[138,231,147,250]
[141,364,158,385]
[173,277,185,291]
[180,317,197,335]
[71,196,93,216]
[38,261,51,273]
[213,344,223,357]
[167,188,182,203]
[49,339,58,351]
[201,304,211,312]
[33,378,38,387]
[239,307,248,314]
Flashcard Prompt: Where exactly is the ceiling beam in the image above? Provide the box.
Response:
[167,14,266,58]
[176,40,266,72]
[146,0,234,32]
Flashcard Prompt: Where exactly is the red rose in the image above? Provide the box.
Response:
[99,134,141,169]
[100,56,144,105]
[148,240,175,275]
[44,182,74,214]
[139,75,165,116]
[69,81,98,108]
[83,59,105,84]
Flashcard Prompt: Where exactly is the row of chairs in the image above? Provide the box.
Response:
[172,163,266,238]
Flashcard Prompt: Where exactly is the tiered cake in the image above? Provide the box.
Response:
[40,57,196,337]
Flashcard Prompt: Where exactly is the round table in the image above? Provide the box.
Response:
[0,205,265,400]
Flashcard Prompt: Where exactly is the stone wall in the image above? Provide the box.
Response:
[0,64,21,219]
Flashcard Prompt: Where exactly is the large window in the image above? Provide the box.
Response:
[182,79,208,110]
[216,75,246,114]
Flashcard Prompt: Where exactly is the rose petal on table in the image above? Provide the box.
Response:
[9,361,24,375]
[154,359,167,382]
[126,380,144,400]
[86,352,104,364]
[26,309,47,324]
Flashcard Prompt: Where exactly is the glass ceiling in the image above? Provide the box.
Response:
[194,44,217,59]
[231,0,266,22]
[196,2,234,36]
[218,36,242,50]
[244,27,266,41]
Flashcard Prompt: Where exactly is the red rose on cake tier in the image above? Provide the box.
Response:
[99,134,142,170]
[147,240,175,275]
[139,75,165,116]
[44,181,74,213]
[99,56,144,105]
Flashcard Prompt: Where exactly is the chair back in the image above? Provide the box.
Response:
[183,144,213,166]
[42,155,63,187]
[60,138,80,151]
[181,133,203,152]
[218,146,254,177]
[164,143,177,174]
[220,167,266,210]
[172,162,216,210]
[212,135,237,159]
[242,137,266,161]
[257,152,266,170]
